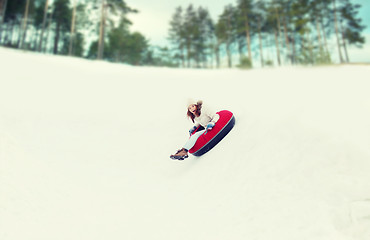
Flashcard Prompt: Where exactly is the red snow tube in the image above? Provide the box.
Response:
[189,110,235,156]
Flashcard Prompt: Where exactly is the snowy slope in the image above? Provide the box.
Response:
[1,47,370,240]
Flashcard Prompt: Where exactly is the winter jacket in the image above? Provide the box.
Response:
[194,104,220,128]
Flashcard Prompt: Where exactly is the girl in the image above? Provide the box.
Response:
[170,100,220,160]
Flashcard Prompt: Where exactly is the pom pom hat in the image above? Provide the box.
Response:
[187,99,203,109]
[187,99,197,108]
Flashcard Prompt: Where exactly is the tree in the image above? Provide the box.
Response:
[265,1,281,66]
[168,5,214,68]
[168,7,185,67]
[97,0,137,60]
[216,5,237,68]
[308,0,331,64]
[36,0,49,51]
[193,7,213,68]
[19,0,30,49]
[105,20,129,62]
[237,0,254,63]
[254,0,267,67]
[2,0,25,46]
[338,0,366,62]
[332,0,344,63]
[0,0,9,41]
[52,0,71,54]
[124,32,148,65]
[68,0,77,55]
[67,1,88,56]
[183,5,197,67]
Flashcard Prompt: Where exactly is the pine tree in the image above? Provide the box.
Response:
[254,0,269,67]
[52,0,71,54]
[237,0,254,64]
[168,7,185,67]
[338,0,365,62]
[97,0,136,60]
[0,0,9,41]
[332,0,344,63]
[193,7,213,68]
[308,0,331,64]
[183,5,197,67]
[68,0,77,55]
[36,0,49,51]
[217,5,237,68]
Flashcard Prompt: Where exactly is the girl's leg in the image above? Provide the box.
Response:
[183,130,206,150]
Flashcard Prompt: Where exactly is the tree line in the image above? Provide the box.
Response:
[0,0,160,65]
[0,0,366,68]
[168,0,366,68]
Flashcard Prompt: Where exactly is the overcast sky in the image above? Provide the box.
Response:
[126,0,370,62]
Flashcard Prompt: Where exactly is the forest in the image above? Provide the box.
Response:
[0,0,366,68]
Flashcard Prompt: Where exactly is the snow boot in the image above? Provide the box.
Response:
[170,148,188,160]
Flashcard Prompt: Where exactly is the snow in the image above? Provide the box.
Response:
[1,46,370,240]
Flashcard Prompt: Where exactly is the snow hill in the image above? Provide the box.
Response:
[1,47,370,240]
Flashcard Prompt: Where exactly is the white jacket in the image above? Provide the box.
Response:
[194,104,220,128]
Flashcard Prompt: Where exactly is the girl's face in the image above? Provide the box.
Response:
[188,104,197,114]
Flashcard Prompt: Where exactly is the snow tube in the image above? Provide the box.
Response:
[189,110,235,156]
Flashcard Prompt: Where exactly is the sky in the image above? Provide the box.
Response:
[126,0,370,63]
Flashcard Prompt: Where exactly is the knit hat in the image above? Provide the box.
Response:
[187,99,203,108]
[187,98,197,108]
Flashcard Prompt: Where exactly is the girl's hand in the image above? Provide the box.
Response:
[206,122,215,130]
[189,126,197,135]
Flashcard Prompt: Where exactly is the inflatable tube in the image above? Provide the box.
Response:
[189,110,235,156]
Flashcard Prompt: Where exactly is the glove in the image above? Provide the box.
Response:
[206,122,215,130]
[189,126,197,136]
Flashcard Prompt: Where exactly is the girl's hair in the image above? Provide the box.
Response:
[187,101,202,123]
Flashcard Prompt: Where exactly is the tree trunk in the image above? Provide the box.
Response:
[69,0,77,56]
[44,11,53,53]
[237,38,243,62]
[20,0,30,49]
[38,0,49,52]
[0,0,9,42]
[53,22,60,54]
[257,16,264,67]
[244,13,252,63]
[315,18,324,55]
[215,43,220,68]
[319,18,330,61]
[180,46,185,68]
[339,18,349,62]
[332,0,344,63]
[226,9,232,68]
[274,29,281,66]
[282,17,292,64]
[307,32,314,64]
[32,27,38,50]
[274,4,283,50]
[4,19,12,45]
[98,0,105,60]
[291,35,296,64]
[186,39,191,67]
[226,42,232,68]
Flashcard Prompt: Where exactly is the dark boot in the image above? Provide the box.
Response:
[170,148,188,160]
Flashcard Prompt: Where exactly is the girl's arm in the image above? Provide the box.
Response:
[204,106,220,123]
